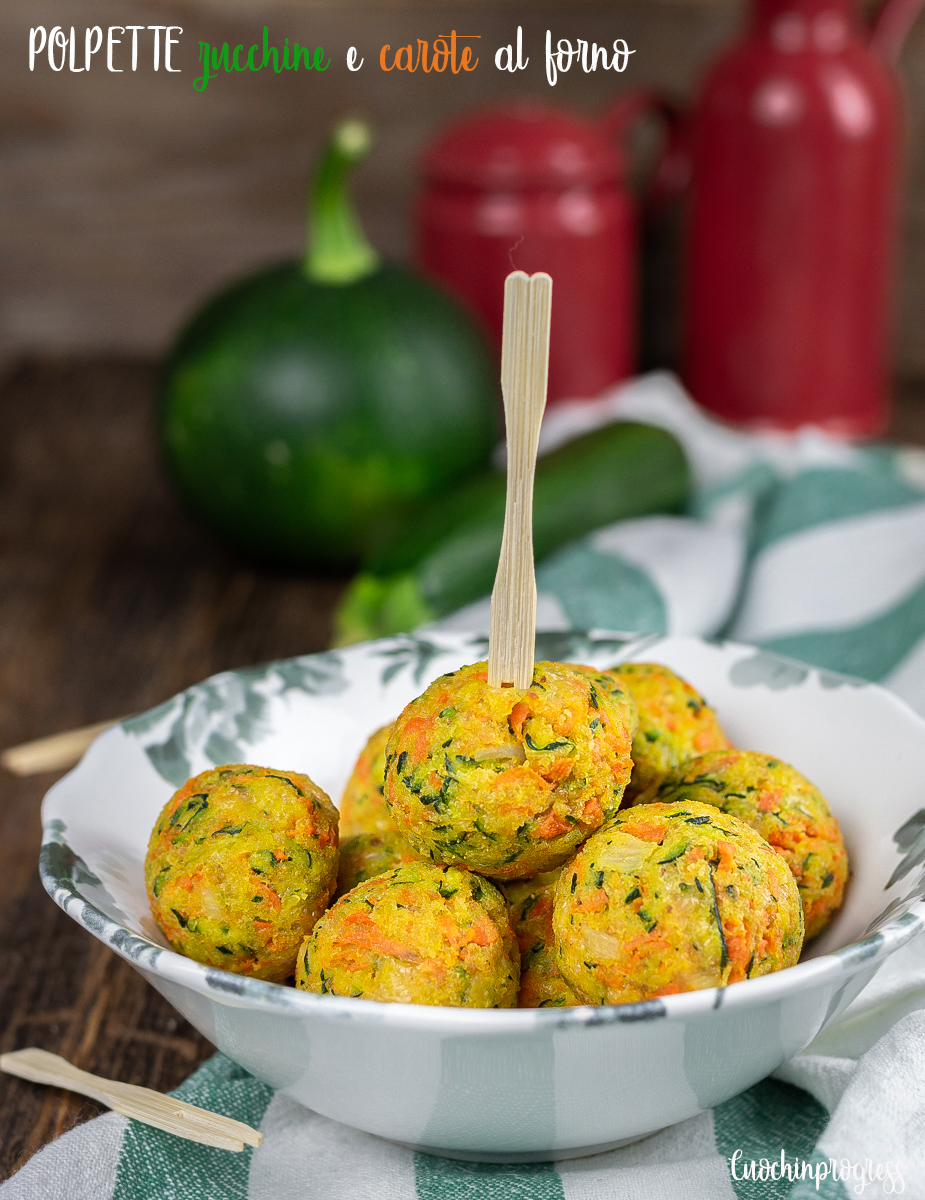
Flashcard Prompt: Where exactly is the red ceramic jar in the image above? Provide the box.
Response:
[684,0,909,435]
[416,102,640,406]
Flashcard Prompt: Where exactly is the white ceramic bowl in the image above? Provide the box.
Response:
[41,632,925,1162]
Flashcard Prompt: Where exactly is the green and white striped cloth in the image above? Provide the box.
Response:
[7,374,925,1199]
[438,373,925,721]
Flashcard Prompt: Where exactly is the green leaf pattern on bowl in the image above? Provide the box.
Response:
[121,652,347,785]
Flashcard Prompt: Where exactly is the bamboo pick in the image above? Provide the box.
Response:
[487,270,553,690]
[0,1049,263,1152]
[1,719,118,777]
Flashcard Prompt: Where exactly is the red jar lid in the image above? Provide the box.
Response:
[422,102,622,188]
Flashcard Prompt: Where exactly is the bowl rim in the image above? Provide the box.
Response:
[39,632,925,1032]
[39,830,925,1031]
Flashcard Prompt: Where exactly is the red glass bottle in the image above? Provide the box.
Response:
[416,102,645,407]
[684,0,912,435]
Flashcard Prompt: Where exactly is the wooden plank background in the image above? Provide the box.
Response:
[1,0,924,381]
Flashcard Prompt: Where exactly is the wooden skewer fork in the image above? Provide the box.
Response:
[488,270,553,690]
[1,720,119,777]
[0,1049,263,1152]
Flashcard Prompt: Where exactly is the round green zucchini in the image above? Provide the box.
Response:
[159,120,499,568]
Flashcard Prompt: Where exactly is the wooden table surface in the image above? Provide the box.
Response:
[0,359,346,1181]
[0,358,922,1183]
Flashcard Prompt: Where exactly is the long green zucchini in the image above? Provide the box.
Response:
[333,421,690,645]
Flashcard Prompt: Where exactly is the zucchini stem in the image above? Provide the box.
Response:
[305,119,381,285]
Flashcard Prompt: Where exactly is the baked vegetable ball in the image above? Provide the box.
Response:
[553,800,803,1005]
[652,750,848,939]
[505,870,582,1008]
[384,661,636,880]
[335,831,420,900]
[146,764,339,981]
[339,723,395,838]
[296,861,519,1006]
[608,663,732,802]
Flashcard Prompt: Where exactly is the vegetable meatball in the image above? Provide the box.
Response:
[384,661,636,880]
[652,750,848,939]
[146,764,339,981]
[553,801,803,1005]
[296,862,519,1006]
[339,723,396,837]
[335,831,421,900]
[505,870,582,1008]
[608,663,732,802]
